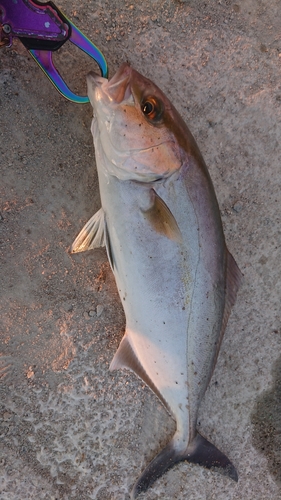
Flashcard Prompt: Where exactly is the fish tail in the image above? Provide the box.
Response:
[131,432,237,499]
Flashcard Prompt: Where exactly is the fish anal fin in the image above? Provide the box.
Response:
[142,189,182,243]
[71,208,105,253]
[110,334,169,411]
[131,432,237,498]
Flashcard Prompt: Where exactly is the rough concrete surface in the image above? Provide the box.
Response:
[0,1,280,499]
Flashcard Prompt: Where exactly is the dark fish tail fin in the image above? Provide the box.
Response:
[131,440,177,499]
[131,432,237,499]
[185,433,238,481]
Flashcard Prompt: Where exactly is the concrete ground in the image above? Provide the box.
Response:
[0,0,280,498]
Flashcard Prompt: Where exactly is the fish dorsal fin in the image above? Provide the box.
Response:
[225,249,243,310]
[110,333,169,411]
[142,189,182,243]
[71,208,105,253]
[214,248,243,365]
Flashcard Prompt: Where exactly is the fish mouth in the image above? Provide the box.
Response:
[87,62,132,104]
[106,63,132,103]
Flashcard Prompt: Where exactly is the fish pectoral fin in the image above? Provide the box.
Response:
[110,333,169,411]
[70,208,105,253]
[142,189,182,243]
[131,432,237,499]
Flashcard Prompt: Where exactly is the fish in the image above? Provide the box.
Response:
[71,63,242,497]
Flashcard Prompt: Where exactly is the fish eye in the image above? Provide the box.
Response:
[142,101,154,115]
[141,97,163,122]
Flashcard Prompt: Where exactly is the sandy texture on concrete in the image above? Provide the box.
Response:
[1,1,280,498]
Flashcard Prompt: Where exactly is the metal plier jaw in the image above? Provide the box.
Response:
[0,0,108,103]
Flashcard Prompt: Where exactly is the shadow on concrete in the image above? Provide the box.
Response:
[251,355,281,487]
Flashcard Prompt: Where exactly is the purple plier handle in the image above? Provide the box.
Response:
[0,0,108,103]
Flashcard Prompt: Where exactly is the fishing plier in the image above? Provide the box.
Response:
[0,0,108,103]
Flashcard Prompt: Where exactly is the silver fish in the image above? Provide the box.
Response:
[71,63,242,497]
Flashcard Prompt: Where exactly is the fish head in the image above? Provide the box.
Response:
[87,63,186,182]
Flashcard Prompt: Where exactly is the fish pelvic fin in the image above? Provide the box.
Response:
[104,217,116,271]
[131,432,237,499]
[71,208,105,253]
[142,189,182,243]
[110,333,169,411]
